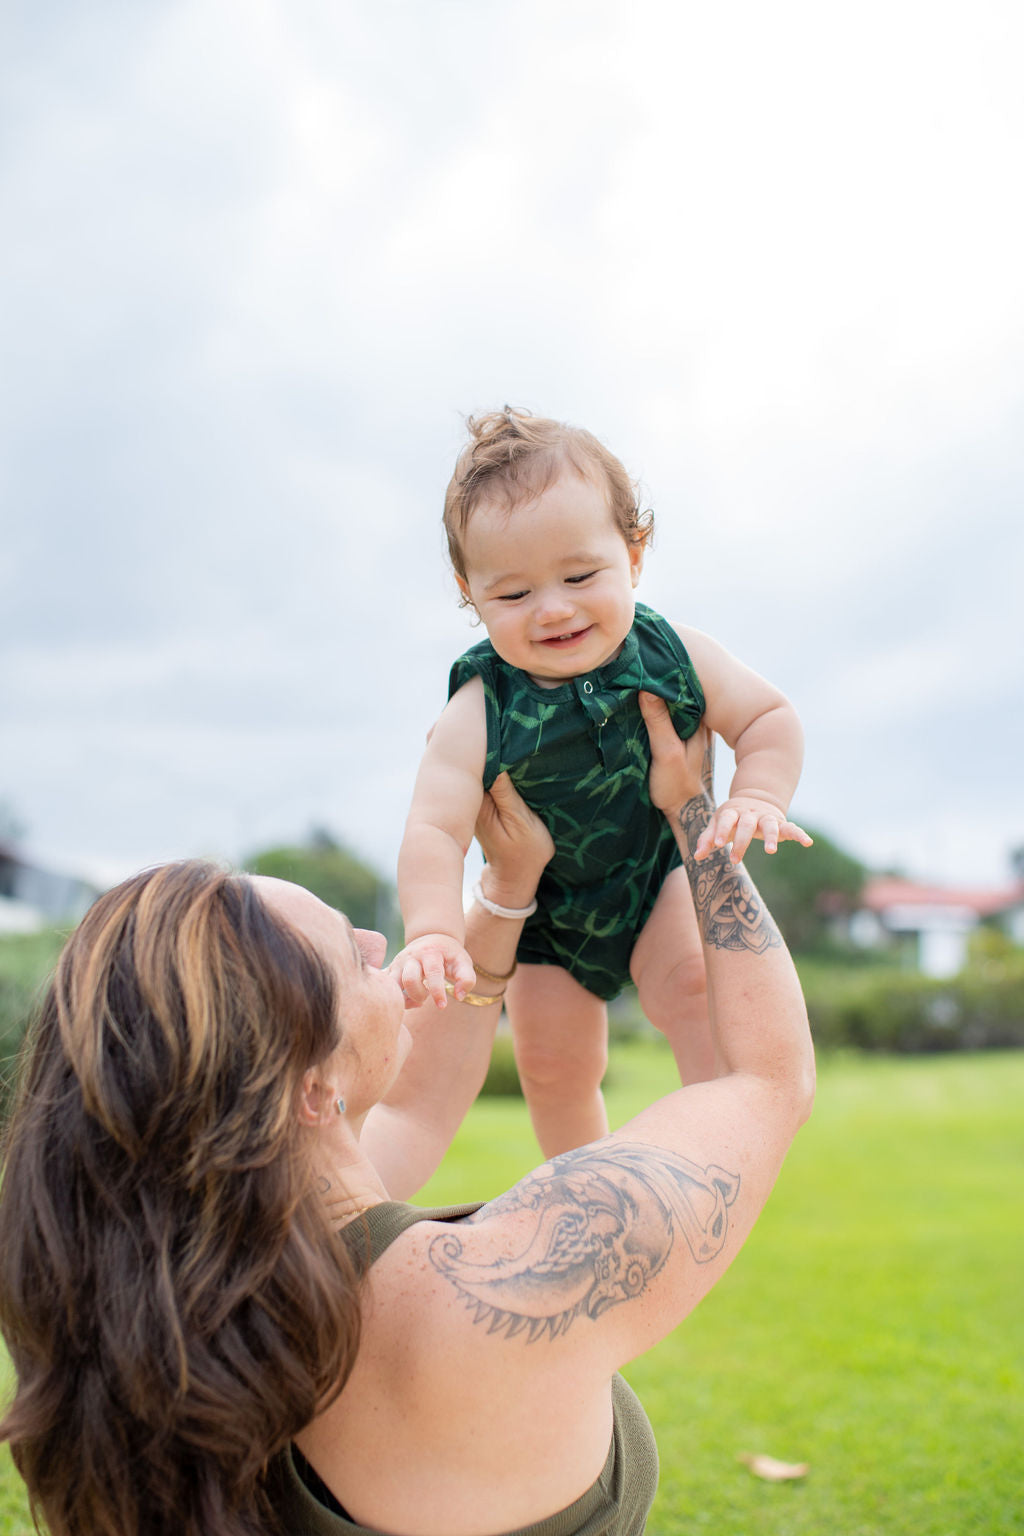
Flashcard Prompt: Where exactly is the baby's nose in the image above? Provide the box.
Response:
[534,587,575,622]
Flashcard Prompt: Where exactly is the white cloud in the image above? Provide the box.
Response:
[2,0,1023,893]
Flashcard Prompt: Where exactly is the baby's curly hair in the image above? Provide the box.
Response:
[443,408,653,600]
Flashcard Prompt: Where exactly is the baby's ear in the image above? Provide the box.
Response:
[628,535,646,586]
[455,574,477,609]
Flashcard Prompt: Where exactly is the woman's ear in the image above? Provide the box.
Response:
[299,1068,326,1126]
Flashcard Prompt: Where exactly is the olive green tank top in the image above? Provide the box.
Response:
[265,1201,659,1535]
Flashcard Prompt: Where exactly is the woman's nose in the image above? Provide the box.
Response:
[353,929,388,968]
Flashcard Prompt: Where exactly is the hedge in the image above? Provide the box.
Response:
[3,936,1023,1128]
[801,957,1024,1053]
[0,929,66,1121]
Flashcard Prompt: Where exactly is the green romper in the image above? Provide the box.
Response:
[448,603,705,1000]
[265,1201,659,1535]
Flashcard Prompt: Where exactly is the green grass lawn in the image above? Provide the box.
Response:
[2,1047,1022,1535]
[420,1045,1024,1536]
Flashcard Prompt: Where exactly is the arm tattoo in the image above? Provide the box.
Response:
[676,795,782,953]
[429,1142,740,1343]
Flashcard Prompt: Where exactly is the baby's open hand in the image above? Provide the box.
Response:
[694,797,813,864]
[388,935,476,1010]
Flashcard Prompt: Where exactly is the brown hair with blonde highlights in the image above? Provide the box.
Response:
[0,860,362,1536]
[443,407,654,602]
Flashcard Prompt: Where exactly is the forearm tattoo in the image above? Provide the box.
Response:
[676,794,782,954]
[429,1142,740,1342]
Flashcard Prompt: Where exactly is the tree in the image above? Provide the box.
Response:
[243,827,397,942]
[742,827,867,954]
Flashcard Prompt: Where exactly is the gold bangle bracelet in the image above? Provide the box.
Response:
[469,958,517,984]
[443,979,507,1007]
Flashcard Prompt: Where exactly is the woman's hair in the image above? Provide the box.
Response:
[0,860,362,1536]
[443,407,654,601]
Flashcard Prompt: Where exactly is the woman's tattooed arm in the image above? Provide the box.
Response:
[429,1141,740,1343]
[675,745,782,955]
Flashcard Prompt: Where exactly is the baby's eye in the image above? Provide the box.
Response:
[565,571,598,585]
[497,590,528,602]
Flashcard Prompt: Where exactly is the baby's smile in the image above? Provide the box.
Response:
[539,626,594,648]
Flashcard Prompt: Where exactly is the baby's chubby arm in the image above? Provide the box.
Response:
[395,677,488,1008]
[675,625,813,864]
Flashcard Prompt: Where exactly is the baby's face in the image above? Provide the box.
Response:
[457,469,644,688]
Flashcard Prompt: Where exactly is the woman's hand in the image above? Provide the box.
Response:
[474,772,554,908]
[639,692,715,818]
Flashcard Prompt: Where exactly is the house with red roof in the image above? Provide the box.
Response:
[849,875,1024,978]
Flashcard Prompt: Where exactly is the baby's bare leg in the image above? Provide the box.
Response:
[506,963,610,1158]
[630,866,718,1084]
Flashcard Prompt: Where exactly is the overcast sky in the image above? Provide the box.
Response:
[2,0,1023,898]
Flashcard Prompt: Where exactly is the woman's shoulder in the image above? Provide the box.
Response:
[352,1192,624,1411]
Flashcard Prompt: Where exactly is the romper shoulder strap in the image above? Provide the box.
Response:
[448,640,504,788]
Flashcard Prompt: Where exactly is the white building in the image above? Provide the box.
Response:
[852,875,1024,979]
[0,845,101,933]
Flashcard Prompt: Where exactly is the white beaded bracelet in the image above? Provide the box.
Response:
[472,880,538,920]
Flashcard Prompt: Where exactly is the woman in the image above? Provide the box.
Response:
[0,695,814,1536]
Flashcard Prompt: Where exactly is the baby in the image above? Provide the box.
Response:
[395,408,811,1156]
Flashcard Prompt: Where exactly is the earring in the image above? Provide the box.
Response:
[335,1095,346,1116]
